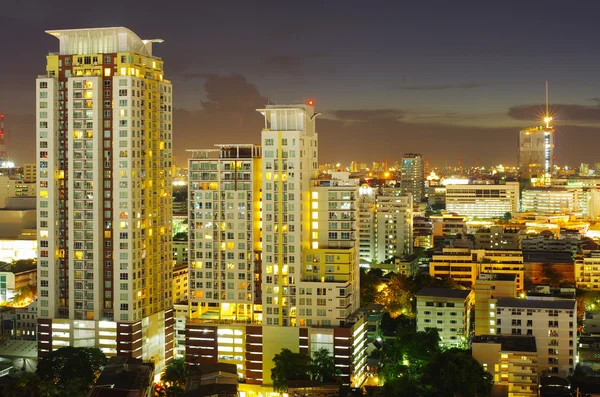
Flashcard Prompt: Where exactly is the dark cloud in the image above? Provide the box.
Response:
[507,104,600,122]
[588,98,600,103]
[398,83,486,91]
[327,109,404,122]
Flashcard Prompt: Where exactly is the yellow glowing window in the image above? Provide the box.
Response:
[120,109,126,117]
[119,221,128,229]
[85,91,93,98]
[227,242,234,250]
[195,261,203,269]
[312,202,318,209]
[312,242,319,249]
[312,191,319,199]
[85,81,93,89]
[104,68,111,77]
[152,61,156,68]
[73,131,83,139]
[312,222,318,229]
[40,230,48,238]
[74,251,83,260]
[266,266,273,274]
[266,172,272,180]
[312,212,318,220]
[39,190,48,198]
[104,231,111,238]
[120,68,126,76]
[312,232,318,239]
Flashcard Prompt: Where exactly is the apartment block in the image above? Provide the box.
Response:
[575,251,600,290]
[429,248,525,290]
[445,182,519,219]
[375,189,413,261]
[475,225,523,250]
[187,145,262,322]
[400,153,424,203]
[494,298,576,377]
[416,287,473,347]
[36,27,173,370]
[472,335,538,397]
[185,104,367,388]
[173,264,188,304]
[473,273,517,336]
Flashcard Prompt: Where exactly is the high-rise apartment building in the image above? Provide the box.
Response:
[36,27,174,370]
[401,153,424,203]
[185,105,367,388]
[187,144,262,322]
[519,125,555,180]
[357,186,413,264]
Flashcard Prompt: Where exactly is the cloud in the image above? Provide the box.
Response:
[327,109,404,122]
[398,83,486,91]
[257,53,333,76]
[507,104,600,122]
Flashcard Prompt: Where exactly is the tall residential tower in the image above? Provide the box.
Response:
[36,27,173,371]
[401,153,424,203]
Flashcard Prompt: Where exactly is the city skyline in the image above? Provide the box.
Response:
[4,1,600,167]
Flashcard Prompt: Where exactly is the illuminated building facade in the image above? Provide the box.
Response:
[521,187,586,215]
[401,153,424,203]
[416,287,473,347]
[36,27,174,370]
[429,248,525,290]
[187,145,262,323]
[375,191,413,260]
[494,298,576,377]
[445,182,519,219]
[185,105,367,388]
[519,125,555,181]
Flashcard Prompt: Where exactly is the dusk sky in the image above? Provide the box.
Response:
[3,0,600,167]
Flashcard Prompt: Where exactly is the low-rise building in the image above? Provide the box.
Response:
[445,182,519,219]
[415,287,473,348]
[88,356,154,397]
[575,251,600,290]
[429,248,525,290]
[521,233,580,254]
[174,301,188,359]
[494,297,577,377]
[472,335,538,397]
[475,225,524,250]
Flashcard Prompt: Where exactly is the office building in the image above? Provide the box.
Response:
[401,153,424,203]
[413,216,433,249]
[445,182,519,219]
[521,187,586,215]
[473,273,517,336]
[36,27,174,370]
[415,287,473,348]
[429,248,525,290]
[494,297,576,377]
[472,335,538,397]
[519,125,555,180]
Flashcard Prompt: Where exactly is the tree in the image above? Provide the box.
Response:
[422,348,493,397]
[541,264,563,288]
[271,349,311,393]
[311,349,340,382]
[502,212,512,222]
[161,358,188,388]
[375,273,414,316]
[36,347,107,395]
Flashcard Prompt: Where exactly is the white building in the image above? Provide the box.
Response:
[375,190,413,261]
[416,287,473,347]
[494,297,576,377]
[521,187,586,215]
[445,182,519,219]
[187,144,262,322]
[36,27,173,370]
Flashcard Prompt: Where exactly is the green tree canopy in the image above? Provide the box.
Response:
[311,348,340,382]
[161,358,188,389]
[271,349,311,393]
[36,346,107,395]
[422,348,493,397]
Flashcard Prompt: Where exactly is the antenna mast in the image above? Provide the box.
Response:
[544,81,552,129]
[0,114,5,161]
